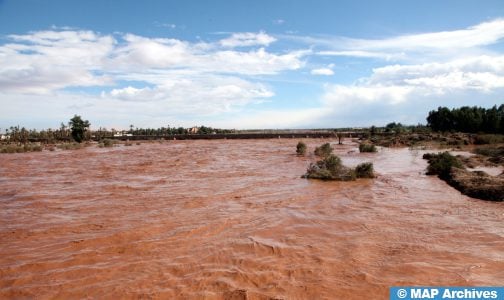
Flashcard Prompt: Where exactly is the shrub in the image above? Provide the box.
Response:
[102,139,114,147]
[474,146,504,164]
[296,141,307,155]
[0,145,20,153]
[424,151,464,179]
[314,143,333,157]
[359,143,377,153]
[31,145,42,152]
[0,144,42,153]
[58,143,83,150]
[355,162,375,178]
[473,134,504,145]
[304,154,356,181]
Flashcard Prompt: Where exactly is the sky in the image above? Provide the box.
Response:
[1,0,504,130]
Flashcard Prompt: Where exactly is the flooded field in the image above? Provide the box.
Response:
[0,139,503,299]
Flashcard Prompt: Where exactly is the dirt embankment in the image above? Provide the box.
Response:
[449,168,504,201]
[423,147,504,201]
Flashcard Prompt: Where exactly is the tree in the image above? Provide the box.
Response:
[336,132,344,144]
[69,115,90,143]
[370,125,377,136]
[427,105,503,133]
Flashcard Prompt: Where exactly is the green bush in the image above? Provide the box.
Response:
[304,154,356,181]
[0,144,42,153]
[355,162,375,178]
[58,143,83,150]
[314,143,333,157]
[0,145,19,153]
[296,141,307,155]
[424,151,464,179]
[102,139,115,147]
[359,143,377,153]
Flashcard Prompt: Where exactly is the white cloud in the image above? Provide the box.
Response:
[219,31,277,48]
[0,30,303,96]
[0,30,115,93]
[369,55,504,91]
[317,50,405,61]
[309,54,504,127]
[351,19,504,50]
[102,74,274,115]
[2,19,504,130]
[108,34,302,75]
[297,19,504,62]
[320,55,504,109]
[311,68,334,76]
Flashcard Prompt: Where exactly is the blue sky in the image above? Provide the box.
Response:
[1,0,504,130]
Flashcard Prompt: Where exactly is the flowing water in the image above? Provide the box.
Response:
[0,139,502,299]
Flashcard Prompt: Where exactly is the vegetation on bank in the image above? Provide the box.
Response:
[0,143,42,153]
[423,152,503,201]
[473,145,504,164]
[1,119,233,146]
[423,152,464,180]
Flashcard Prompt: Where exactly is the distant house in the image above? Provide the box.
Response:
[189,127,199,134]
[113,131,133,137]
[0,134,9,141]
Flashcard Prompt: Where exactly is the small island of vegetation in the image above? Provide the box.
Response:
[302,142,375,181]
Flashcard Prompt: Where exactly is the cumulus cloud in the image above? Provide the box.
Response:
[219,31,277,48]
[311,54,504,127]
[102,75,274,115]
[2,19,504,129]
[0,30,299,94]
[0,30,115,93]
[0,29,304,128]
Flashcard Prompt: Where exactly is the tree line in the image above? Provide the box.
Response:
[1,115,234,144]
[427,105,504,133]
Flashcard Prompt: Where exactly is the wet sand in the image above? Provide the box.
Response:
[0,139,503,299]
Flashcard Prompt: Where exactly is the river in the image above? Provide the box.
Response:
[0,139,502,299]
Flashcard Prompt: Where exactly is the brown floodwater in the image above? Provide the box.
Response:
[0,139,503,299]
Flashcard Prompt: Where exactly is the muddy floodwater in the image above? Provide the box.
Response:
[1,139,503,299]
